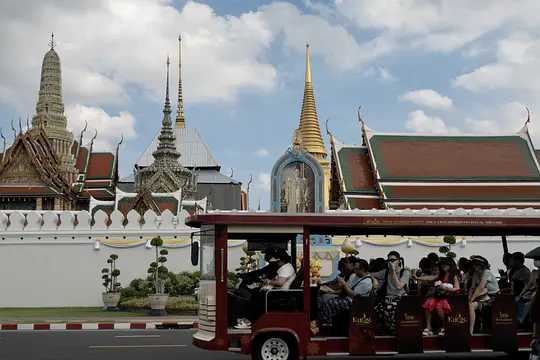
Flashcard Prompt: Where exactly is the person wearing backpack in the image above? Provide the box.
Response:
[373,251,411,334]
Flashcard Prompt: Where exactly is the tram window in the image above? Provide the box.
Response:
[200,227,215,281]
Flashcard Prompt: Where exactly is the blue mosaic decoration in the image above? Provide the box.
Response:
[270,147,324,213]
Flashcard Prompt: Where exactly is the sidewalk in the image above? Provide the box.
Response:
[0,308,197,331]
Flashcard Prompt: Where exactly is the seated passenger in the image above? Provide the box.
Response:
[516,258,539,327]
[314,258,373,331]
[509,252,531,298]
[414,257,460,336]
[238,248,280,289]
[498,252,512,290]
[458,257,473,292]
[319,256,356,297]
[262,250,296,290]
[531,275,540,358]
[372,251,411,334]
[468,255,500,335]
[415,257,437,298]
[234,250,296,329]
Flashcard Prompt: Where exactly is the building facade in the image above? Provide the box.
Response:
[0,35,117,210]
[0,35,241,213]
[270,44,330,213]
[329,118,540,210]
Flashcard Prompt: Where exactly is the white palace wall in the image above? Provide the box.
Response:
[0,209,539,307]
[0,209,244,307]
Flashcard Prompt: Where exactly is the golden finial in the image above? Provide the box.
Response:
[49,33,55,50]
[305,43,312,83]
[297,43,326,158]
[176,34,185,128]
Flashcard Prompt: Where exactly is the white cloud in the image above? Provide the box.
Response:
[363,66,396,83]
[399,89,453,110]
[405,110,457,134]
[0,0,279,113]
[66,104,137,151]
[463,102,530,134]
[259,2,386,71]
[454,33,540,93]
[333,0,540,54]
[255,148,270,157]
[254,172,271,191]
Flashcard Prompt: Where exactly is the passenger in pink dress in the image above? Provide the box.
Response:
[414,257,460,336]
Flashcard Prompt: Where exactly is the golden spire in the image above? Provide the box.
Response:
[175,34,185,128]
[297,44,326,158]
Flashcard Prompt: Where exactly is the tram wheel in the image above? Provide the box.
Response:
[252,333,298,360]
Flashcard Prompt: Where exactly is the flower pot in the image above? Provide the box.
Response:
[102,292,121,310]
[148,294,168,316]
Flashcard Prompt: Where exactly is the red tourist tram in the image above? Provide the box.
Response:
[186,209,537,359]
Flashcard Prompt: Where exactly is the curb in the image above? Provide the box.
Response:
[0,321,198,331]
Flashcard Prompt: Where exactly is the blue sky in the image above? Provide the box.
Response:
[1,1,540,209]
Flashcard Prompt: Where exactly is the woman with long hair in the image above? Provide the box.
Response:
[415,257,460,336]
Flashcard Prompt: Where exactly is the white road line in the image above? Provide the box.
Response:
[89,344,186,349]
[114,335,161,338]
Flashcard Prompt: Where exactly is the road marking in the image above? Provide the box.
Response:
[114,335,161,338]
[89,344,186,349]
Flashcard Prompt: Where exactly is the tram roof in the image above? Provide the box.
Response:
[186,208,540,237]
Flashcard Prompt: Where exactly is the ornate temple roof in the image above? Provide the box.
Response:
[136,128,219,169]
[330,123,540,210]
[0,128,75,199]
[135,57,194,194]
[367,133,540,181]
[297,44,326,159]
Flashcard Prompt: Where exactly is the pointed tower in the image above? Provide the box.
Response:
[136,57,193,194]
[297,44,327,160]
[175,35,185,128]
[295,44,330,208]
[31,33,77,185]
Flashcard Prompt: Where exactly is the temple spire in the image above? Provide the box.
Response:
[153,57,179,161]
[297,43,327,158]
[49,33,55,49]
[164,56,171,116]
[176,34,185,128]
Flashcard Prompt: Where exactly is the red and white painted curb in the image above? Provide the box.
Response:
[0,321,198,331]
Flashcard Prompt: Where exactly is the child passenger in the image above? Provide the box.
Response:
[414,257,460,336]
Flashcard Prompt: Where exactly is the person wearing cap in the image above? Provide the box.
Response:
[468,255,500,335]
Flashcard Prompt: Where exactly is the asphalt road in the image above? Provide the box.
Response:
[0,329,525,360]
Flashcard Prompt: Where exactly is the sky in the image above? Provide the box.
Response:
[2,0,540,210]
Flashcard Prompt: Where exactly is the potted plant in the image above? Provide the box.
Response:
[101,254,121,310]
[439,235,457,259]
[147,236,169,315]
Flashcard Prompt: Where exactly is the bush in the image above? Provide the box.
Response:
[121,271,202,300]
[119,296,198,313]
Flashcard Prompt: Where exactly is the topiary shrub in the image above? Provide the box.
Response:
[147,236,169,294]
[101,254,121,293]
